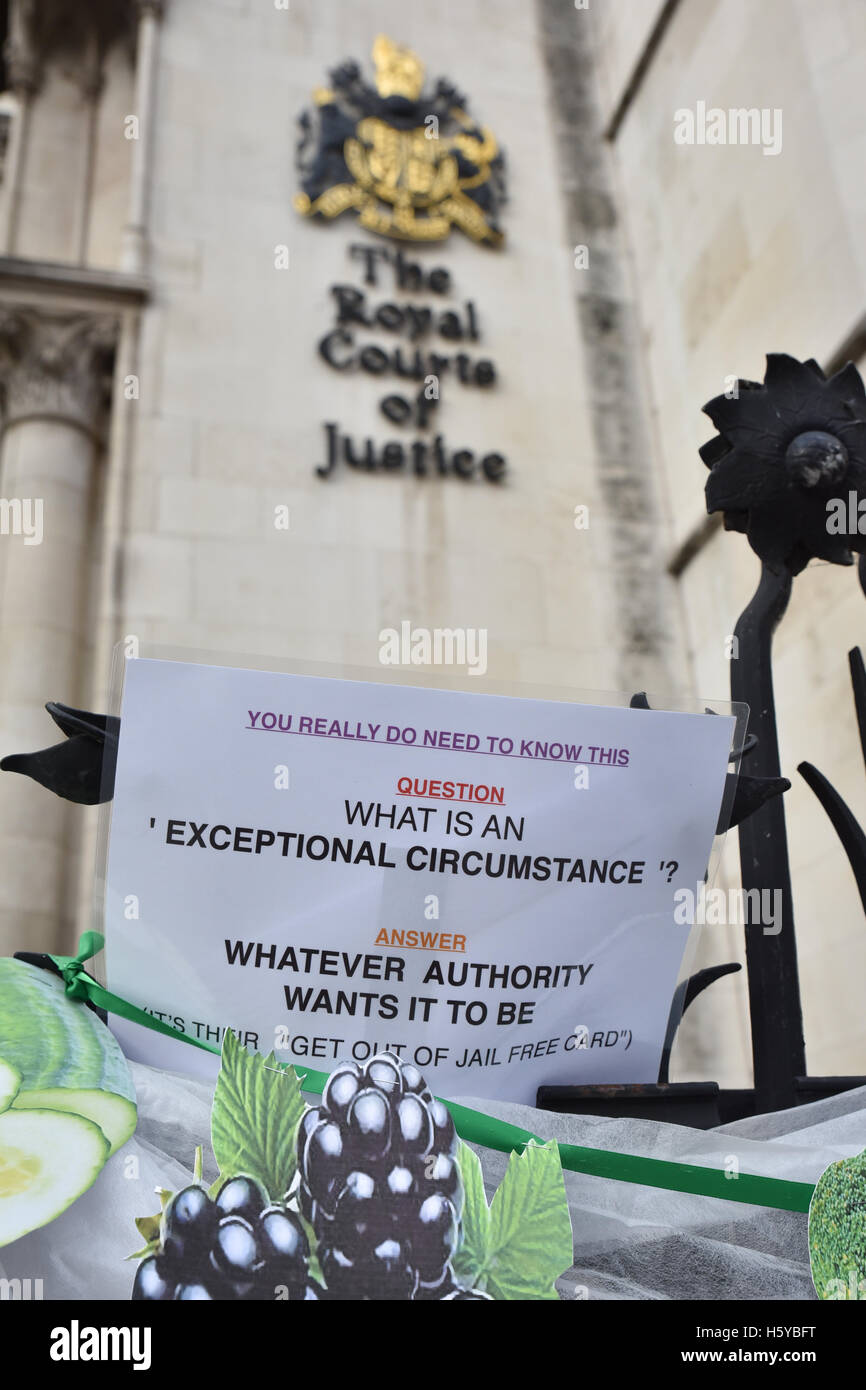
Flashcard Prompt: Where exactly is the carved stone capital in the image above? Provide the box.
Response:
[4,0,42,95]
[77,35,106,102]
[3,1,143,98]
[0,307,119,439]
[4,44,40,95]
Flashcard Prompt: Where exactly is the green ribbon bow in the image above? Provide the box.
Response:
[46,933,815,1214]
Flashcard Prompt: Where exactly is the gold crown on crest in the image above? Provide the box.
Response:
[372,34,424,101]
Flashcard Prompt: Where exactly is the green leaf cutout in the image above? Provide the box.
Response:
[485,1140,573,1300]
[452,1138,573,1299]
[211,1029,305,1198]
[129,1186,174,1261]
[134,1212,161,1246]
[452,1141,491,1288]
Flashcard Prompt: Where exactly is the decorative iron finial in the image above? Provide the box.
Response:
[701,353,866,574]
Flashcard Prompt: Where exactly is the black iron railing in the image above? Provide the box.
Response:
[7,353,866,1126]
[543,354,866,1124]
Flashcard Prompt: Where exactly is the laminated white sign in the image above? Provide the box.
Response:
[103,658,736,1105]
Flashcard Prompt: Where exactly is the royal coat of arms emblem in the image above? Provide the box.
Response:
[294,35,506,247]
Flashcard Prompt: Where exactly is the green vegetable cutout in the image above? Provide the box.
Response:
[809,1147,866,1299]
[0,1058,19,1114]
[0,958,136,1155]
[0,1109,110,1248]
[0,957,137,1248]
[132,1032,574,1300]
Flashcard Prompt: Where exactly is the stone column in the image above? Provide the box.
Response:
[121,0,165,274]
[0,307,117,954]
[0,0,42,254]
[72,30,106,265]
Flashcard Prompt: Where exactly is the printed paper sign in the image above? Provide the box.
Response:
[103,659,734,1104]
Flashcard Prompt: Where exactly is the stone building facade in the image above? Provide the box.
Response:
[594,0,866,1085]
[0,0,863,1089]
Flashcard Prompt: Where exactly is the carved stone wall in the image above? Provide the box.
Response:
[0,302,118,952]
[0,0,138,265]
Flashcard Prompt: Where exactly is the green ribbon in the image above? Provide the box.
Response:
[48,934,815,1215]
[49,933,222,1057]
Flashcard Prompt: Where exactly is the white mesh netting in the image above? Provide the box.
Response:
[3,1061,861,1300]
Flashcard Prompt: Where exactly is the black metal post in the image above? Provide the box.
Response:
[730,562,806,1112]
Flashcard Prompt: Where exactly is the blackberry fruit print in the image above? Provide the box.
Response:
[296,1052,465,1300]
[132,1175,312,1301]
[131,1031,574,1301]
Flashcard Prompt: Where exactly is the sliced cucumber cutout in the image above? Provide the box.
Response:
[12,1087,136,1157]
[0,958,136,1154]
[0,1059,19,1114]
[0,1108,108,1247]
